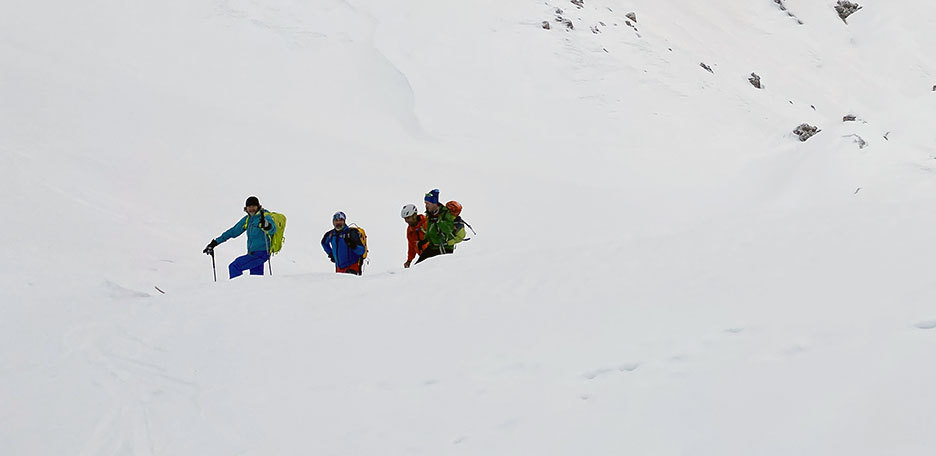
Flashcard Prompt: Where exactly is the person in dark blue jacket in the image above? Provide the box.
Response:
[321,211,365,275]
[203,196,277,279]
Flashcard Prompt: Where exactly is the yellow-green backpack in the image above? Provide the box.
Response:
[244,210,287,254]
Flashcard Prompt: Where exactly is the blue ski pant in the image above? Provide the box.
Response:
[229,251,269,279]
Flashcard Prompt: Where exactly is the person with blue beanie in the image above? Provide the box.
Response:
[415,188,457,264]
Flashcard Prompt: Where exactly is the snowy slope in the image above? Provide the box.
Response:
[2,0,936,454]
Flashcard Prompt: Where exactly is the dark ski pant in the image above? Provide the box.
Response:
[229,251,269,279]
[414,244,453,265]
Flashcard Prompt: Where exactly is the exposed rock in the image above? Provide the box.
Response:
[626,12,637,22]
[749,73,762,89]
[774,0,805,24]
[843,114,857,121]
[590,25,600,34]
[835,1,862,23]
[542,21,551,30]
[553,9,568,29]
[794,123,820,141]
[571,0,584,9]
[844,134,867,149]
[700,62,714,74]
[932,85,935,91]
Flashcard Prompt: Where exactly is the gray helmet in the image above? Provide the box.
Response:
[400,204,418,218]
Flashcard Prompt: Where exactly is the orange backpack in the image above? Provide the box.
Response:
[445,201,462,217]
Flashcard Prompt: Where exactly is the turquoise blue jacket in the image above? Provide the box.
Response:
[215,211,276,253]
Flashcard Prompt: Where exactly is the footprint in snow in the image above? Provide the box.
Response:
[583,367,615,380]
[784,343,810,355]
[914,320,936,330]
[583,363,639,380]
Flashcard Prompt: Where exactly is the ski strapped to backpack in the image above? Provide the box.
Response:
[243,209,287,254]
[445,200,475,242]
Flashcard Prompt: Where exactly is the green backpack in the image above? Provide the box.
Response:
[244,210,287,254]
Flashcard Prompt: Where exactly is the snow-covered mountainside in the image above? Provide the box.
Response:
[2,1,935,454]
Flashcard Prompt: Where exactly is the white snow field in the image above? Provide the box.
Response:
[2,0,936,454]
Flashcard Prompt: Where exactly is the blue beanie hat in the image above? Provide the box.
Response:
[424,189,440,205]
[332,211,346,221]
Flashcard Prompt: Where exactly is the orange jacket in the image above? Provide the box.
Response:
[406,215,427,262]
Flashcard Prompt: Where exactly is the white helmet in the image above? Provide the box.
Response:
[401,204,419,218]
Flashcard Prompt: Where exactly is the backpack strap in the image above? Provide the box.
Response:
[243,208,269,229]
[346,226,361,245]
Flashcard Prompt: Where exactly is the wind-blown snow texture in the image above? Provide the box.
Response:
[3,1,936,454]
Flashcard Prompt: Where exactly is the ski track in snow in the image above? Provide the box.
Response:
[5,0,936,454]
[65,324,201,455]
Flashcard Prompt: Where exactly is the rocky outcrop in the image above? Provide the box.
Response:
[749,73,762,89]
[794,123,820,141]
[835,1,862,23]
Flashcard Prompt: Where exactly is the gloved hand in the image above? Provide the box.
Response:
[260,214,271,231]
[344,236,356,249]
[403,260,411,268]
[328,253,335,263]
[203,239,219,254]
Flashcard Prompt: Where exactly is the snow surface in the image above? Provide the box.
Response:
[2,0,936,454]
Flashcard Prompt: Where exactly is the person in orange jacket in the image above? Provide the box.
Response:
[400,204,427,268]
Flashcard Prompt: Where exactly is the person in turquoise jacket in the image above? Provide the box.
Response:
[203,196,277,279]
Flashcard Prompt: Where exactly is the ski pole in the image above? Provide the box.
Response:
[263,210,273,276]
[265,233,273,276]
[210,249,217,282]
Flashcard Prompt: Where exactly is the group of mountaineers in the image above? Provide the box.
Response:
[202,189,472,279]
